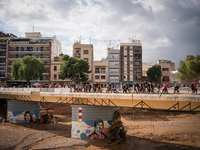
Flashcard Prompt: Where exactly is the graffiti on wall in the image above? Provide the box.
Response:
[71,119,112,139]
[7,110,40,123]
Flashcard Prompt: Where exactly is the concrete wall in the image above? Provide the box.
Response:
[71,105,115,139]
[7,100,40,123]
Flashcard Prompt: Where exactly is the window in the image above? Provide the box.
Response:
[135,69,141,73]
[124,54,127,58]
[135,62,140,66]
[163,76,169,81]
[135,54,141,59]
[0,45,6,49]
[84,58,88,62]
[101,68,105,73]
[130,75,133,78]
[101,75,105,79]
[130,47,133,51]
[162,68,169,71]
[54,74,57,79]
[124,75,127,79]
[84,50,88,54]
[124,47,127,51]
[95,75,99,79]
[130,54,133,57]
[135,47,140,52]
[95,68,99,73]
[53,65,57,71]
[130,61,133,65]
[135,75,141,79]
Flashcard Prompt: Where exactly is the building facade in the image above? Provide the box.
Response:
[107,48,120,85]
[73,41,93,83]
[0,32,17,86]
[119,40,142,84]
[157,59,175,85]
[93,60,108,87]
[51,55,71,86]
[7,32,61,86]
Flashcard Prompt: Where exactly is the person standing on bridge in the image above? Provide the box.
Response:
[174,82,179,94]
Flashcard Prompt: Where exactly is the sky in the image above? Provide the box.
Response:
[0,0,200,69]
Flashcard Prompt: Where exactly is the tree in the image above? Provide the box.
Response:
[59,54,91,83]
[11,56,44,85]
[147,65,162,83]
[11,60,20,80]
[177,55,200,84]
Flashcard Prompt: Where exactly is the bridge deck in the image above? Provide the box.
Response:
[0,88,200,111]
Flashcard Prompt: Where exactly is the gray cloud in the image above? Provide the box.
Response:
[0,0,199,69]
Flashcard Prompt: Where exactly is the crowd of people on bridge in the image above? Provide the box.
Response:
[0,81,198,94]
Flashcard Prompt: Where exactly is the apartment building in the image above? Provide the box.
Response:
[119,40,142,84]
[107,48,120,85]
[0,32,17,86]
[7,32,61,86]
[51,55,71,86]
[93,59,108,87]
[73,41,93,83]
[157,59,175,84]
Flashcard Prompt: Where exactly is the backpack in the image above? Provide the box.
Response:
[191,84,194,89]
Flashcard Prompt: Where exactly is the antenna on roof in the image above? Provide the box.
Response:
[33,26,34,32]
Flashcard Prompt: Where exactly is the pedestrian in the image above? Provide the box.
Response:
[174,82,179,94]
[157,83,161,93]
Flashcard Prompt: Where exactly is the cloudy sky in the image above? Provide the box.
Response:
[0,0,200,69]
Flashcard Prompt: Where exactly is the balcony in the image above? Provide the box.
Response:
[0,75,6,78]
[0,49,6,52]
[9,50,49,54]
[74,52,80,56]
[0,56,6,58]
[110,71,119,76]
[38,57,50,60]
[42,72,50,75]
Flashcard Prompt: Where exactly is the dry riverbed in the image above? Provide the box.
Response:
[0,111,200,150]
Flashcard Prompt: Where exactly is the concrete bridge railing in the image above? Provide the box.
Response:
[0,87,71,94]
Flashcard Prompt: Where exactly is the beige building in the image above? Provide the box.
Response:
[157,60,175,85]
[51,55,71,86]
[142,62,155,76]
[73,41,93,83]
[170,70,181,84]
[7,32,61,86]
[93,59,108,87]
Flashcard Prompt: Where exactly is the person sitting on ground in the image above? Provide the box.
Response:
[106,111,127,144]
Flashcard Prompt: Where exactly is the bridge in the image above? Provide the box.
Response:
[1,87,200,139]
[0,87,200,111]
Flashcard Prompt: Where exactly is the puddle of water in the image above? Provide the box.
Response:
[162,140,200,147]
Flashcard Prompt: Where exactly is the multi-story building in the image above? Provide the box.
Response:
[142,62,155,77]
[119,40,142,84]
[157,59,175,85]
[107,48,120,85]
[93,59,108,87]
[7,32,61,86]
[0,31,17,86]
[73,41,93,83]
[51,55,71,86]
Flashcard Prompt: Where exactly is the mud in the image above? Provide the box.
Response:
[0,111,200,150]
